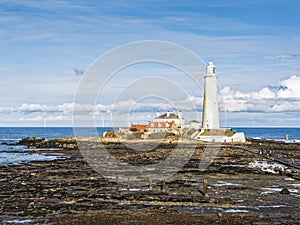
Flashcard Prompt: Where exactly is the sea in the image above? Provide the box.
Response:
[0,127,113,166]
[0,127,299,166]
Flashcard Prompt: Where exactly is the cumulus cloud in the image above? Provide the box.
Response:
[0,95,204,125]
[221,76,300,112]
[0,76,299,125]
[277,75,300,98]
[17,103,48,112]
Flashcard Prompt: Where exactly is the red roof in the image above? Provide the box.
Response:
[130,124,148,131]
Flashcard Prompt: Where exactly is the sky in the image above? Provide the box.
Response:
[1,0,300,127]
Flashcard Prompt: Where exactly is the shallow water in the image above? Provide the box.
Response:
[248,160,287,174]
[0,150,66,165]
[0,127,113,166]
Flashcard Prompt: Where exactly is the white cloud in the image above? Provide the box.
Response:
[47,115,69,121]
[277,75,300,98]
[252,88,276,99]
[221,76,300,112]
[20,116,43,122]
[0,76,299,126]
[17,103,48,112]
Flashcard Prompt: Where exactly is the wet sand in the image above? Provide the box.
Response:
[0,138,299,224]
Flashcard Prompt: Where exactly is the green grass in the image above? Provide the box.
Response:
[200,129,235,137]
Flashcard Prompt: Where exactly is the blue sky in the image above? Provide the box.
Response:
[1,0,300,127]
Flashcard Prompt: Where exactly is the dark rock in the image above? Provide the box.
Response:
[15,137,46,148]
[198,189,205,197]
[12,137,78,149]
[280,188,290,195]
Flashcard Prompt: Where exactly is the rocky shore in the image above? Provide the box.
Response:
[13,137,78,150]
[0,137,299,224]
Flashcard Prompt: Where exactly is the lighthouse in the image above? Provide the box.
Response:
[202,60,220,129]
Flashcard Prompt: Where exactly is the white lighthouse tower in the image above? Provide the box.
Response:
[193,60,245,142]
[202,60,220,129]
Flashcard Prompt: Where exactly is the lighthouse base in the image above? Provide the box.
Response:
[193,128,246,143]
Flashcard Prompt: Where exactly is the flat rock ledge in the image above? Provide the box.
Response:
[14,137,78,149]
